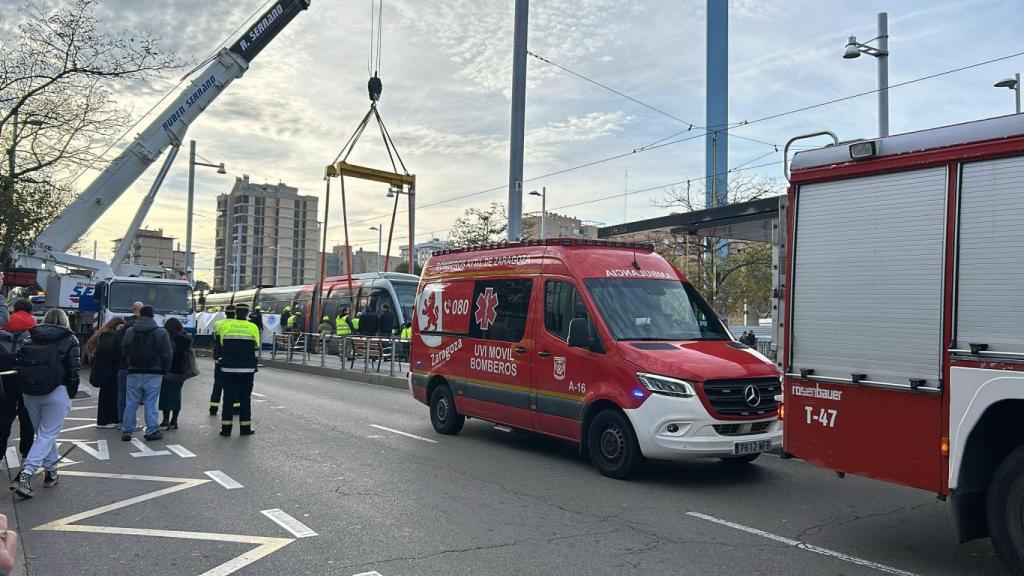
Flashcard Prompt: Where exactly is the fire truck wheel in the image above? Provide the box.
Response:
[429,384,464,435]
[587,409,644,479]
[720,454,760,465]
[988,445,1024,575]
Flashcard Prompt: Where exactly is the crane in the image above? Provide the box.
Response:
[34,0,311,264]
[19,0,311,334]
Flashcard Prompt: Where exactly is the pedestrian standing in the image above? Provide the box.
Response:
[159,318,192,430]
[357,305,378,336]
[378,303,396,337]
[85,317,125,428]
[113,301,143,423]
[209,305,235,416]
[11,308,80,499]
[0,298,34,459]
[120,305,172,442]
[218,304,260,437]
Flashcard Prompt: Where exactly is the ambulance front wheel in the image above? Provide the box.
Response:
[987,444,1024,575]
[430,384,464,435]
[587,409,644,479]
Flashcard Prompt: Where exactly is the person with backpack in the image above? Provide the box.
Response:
[85,317,125,428]
[217,303,260,437]
[11,308,80,499]
[159,318,193,430]
[119,305,172,442]
[113,301,143,424]
[0,299,36,459]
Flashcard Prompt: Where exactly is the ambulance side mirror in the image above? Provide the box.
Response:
[567,318,591,349]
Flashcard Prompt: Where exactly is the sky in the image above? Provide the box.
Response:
[8,0,1024,283]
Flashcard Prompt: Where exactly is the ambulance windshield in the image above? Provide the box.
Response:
[584,279,730,341]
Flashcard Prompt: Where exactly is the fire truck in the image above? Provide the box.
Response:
[781,114,1024,572]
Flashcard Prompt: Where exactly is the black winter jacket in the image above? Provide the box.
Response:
[121,317,172,375]
[27,324,81,397]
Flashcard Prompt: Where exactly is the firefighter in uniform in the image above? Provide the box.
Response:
[217,304,260,437]
[210,305,235,416]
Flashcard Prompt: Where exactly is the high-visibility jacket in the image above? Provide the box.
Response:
[286,313,297,329]
[212,317,230,359]
[400,326,412,340]
[335,314,354,336]
[217,318,260,374]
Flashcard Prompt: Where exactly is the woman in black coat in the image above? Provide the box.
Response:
[159,318,192,430]
[85,317,125,428]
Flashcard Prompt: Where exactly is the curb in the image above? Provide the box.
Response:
[256,358,408,390]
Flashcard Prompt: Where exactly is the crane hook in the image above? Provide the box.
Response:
[368,74,383,102]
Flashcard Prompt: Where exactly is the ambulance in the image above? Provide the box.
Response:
[409,239,782,478]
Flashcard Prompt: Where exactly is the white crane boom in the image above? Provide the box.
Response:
[35,0,311,255]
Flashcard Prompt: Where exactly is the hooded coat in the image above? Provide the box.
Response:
[25,324,81,398]
[120,317,172,375]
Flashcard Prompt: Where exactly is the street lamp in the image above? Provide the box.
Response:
[268,243,283,286]
[528,187,546,239]
[843,12,890,137]
[369,225,382,272]
[385,185,416,273]
[995,74,1021,114]
[187,140,226,284]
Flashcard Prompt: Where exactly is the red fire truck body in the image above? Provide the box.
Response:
[782,114,1024,570]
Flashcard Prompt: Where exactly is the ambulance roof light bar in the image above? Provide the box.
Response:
[433,238,655,257]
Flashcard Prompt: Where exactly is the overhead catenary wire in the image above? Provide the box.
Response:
[527,50,780,149]
[333,47,1024,233]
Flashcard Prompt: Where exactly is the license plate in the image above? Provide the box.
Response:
[734,439,772,455]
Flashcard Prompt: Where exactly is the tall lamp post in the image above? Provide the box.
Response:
[386,185,415,273]
[528,187,546,239]
[995,74,1021,114]
[187,140,225,284]
[843,12,890,137]
[369,225,382,272]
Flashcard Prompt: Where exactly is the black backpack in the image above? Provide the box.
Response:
[19,341,64,396]
[128,328,160,369]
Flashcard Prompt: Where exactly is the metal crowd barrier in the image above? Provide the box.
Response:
[270,332,410,377]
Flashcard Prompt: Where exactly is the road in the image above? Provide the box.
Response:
[1,357,1006,576]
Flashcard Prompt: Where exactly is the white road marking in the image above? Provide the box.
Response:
[686,512,918,576]
[63,417,96,421]
[68,405,97,411]
[369,424,437,444]
[35,471,293,576]
[129,437,171,457]
[71,440,109,461]
[261,509,318,538]
[251,392,267,398]
[60,423,98,433]
[4,447,19,469]
[354,572,384,576]
[204,470,243,490]
[166,444,196,458]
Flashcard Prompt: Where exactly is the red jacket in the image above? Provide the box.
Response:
[4,311,36,333]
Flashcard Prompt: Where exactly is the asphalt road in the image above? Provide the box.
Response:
[0,358,1007,576]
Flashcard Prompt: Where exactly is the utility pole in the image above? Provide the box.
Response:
[507,0,529,241]
[705,0,728,210]
[877,12,889,137]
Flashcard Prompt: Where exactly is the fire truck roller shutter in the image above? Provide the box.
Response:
[791,167,948,387]
[955,155,1024,354]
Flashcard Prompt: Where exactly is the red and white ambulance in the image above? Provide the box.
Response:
[409,239,782,478]
[781,114,1024,572]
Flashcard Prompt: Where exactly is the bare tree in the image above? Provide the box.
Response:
[0,0,180,266]
[654,175,783,320]
[447,202,509,248]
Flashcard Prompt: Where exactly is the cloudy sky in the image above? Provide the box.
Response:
[11,0,1024,283]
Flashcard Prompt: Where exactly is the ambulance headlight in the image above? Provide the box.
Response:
[636,373,696,398]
